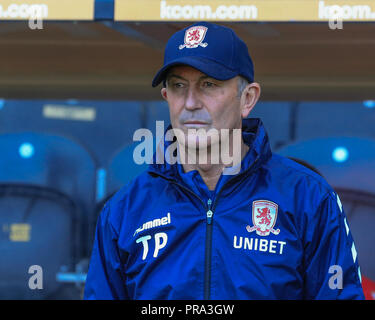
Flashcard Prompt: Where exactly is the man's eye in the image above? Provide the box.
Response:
[173,83,185,88]
[203,81,215,88]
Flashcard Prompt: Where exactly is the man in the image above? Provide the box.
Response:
[84,22,364,299]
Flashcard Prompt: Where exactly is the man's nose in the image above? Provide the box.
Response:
[184,87,201,111]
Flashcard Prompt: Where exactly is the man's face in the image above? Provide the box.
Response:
[161,65,244,149]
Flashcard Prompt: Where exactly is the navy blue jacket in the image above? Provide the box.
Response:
[84,118,364,299]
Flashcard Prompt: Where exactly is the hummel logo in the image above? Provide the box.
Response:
[133,212,171,236]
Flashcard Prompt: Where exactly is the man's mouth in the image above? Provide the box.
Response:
[183,120,209,128]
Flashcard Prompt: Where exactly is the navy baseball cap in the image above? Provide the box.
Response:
[152,21,254,87]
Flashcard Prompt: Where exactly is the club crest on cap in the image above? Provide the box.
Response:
[179,26,208,50]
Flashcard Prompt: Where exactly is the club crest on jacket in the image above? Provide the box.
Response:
[246,200,280,236]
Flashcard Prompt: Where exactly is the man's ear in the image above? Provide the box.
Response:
[240,82,261,119]
[161,87,168,100]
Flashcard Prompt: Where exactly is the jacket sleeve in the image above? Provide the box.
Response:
[302,192,365,300]
[83,202,129,300]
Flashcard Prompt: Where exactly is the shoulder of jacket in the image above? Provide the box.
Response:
[267,153,337,201]
[103,170,169,231]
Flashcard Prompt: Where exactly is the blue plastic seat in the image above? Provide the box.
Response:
[0,132,97,299]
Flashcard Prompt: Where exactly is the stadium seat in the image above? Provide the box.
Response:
[0,132,97,298]
[0,184,80,299]
[276,136,375,194]
[88,141,151,252]
[296,102,375,142]
[108,142,152,195]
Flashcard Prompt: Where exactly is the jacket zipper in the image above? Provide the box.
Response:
[201,157,260,300]
[204,198,213,300]
[149,157,260,300]
[165,180,213,299]
[162,179,215,299]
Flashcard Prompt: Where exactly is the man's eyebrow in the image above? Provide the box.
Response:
[167,74,216,81]
[199,75,217,81]
[166,74,186,81]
